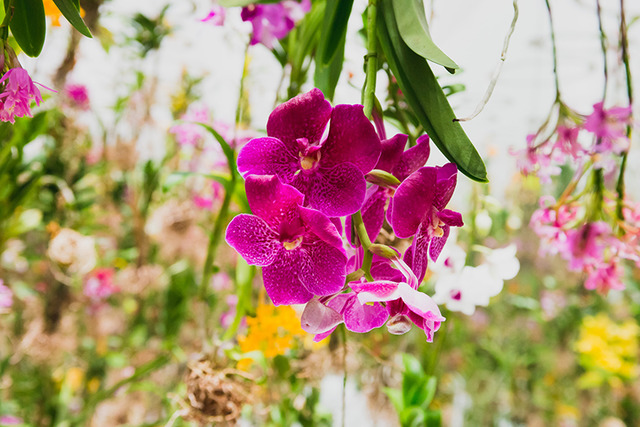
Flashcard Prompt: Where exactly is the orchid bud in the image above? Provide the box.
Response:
[369,244,399,260]
[387,314,412,335]
[365,169,401,188]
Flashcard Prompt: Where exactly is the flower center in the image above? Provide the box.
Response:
[282,236,303,250]
[450,289,462,301]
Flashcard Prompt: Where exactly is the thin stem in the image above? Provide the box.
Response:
[596,0,608,101]
[362,0,378,118]
[616,0,633,224]
[352,211,374,281]
[456,0,519,122]
[543,0,561,100]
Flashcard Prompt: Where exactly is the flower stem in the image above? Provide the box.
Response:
[362,0,378,119]
[616,0,633,224]
[596,0,609,101]
[543,0,561,101]
[352,210,374,281]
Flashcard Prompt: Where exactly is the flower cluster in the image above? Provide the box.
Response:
[241,0,311,49]
[512,102,632,182]
[575,313,639,388]
[226,89,463,342]
[0,68,44,124]
[530,197,640,294]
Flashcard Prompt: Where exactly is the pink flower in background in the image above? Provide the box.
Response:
[170,104,210,146]
[241,0,311,49]
[0,415,23,425]
[584,261,625,294]
[64,83,90,110]
[84,268,119,302]
[0,68,44,123]
[552,125,584,161]
[563,221,611,271]
[201,5,225,26]
[0,279,13,310]
[530,197,582,256]
[584,102,631,150]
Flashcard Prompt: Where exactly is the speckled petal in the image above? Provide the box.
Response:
[225,214,280,266]
[428,225,450,262]
[342,295,388,333]
[434,163,458,210]
[393,134,431,181]
[389,167,437,238]
[298,206,345,250]
[237,137,299,182]
[266,88,332,146]
[262,250,314,305]
[300,241,347,296]
[321,104,381,173]
[438,209,464,227]
[297,163,366,217]
[244,175,304,228]
[403,228,431,283]
[375,134,407,173]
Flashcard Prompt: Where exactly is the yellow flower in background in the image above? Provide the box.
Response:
[237,304,306,369]
[575,313,639,388]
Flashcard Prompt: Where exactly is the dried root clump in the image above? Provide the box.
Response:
[182,358,253,425]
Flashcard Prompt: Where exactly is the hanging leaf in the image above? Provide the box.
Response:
[9,0,46,57]
[318,0,354,66]
[392,0,458,72]
[52,0,92,37]
[377,0,487,182]
[0,0,5,26]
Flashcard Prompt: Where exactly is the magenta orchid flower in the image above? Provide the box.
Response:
[389,164,463,282]
[241,0,311,49]
[301,293,388,342]
[351,258,445,342]
[237,88,381,217]
[346,133,431,243]
[0,68,44,124]
[225,175,347,305]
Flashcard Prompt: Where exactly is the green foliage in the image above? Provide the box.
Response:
[52,0,92,37]
[377,0,487,182]
[385,353,441,427]
[131,5,171,55]
[9,0,46,57]
[392,0,458,72]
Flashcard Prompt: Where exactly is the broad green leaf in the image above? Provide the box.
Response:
[319,0,354,66]
[9,0,46,57]
[0,0,5,26]
[383,387,405,415]
[393,0,458,71]
[401,407,426,427]
[377,0,487,182]
[314,24,344,101]
[402,353,424,377]
[53,0,92,37]
[425,409,442,427]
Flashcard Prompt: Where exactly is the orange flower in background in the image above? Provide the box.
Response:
[43,0,85,27]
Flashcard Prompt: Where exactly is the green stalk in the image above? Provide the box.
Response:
[615,0,633,224]
[362,0,378,118]
[543,0,561,101]
[352,210,374,281]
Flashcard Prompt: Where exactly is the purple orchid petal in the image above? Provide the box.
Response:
[244,175,304,228]
[314,327,337,342]
[225,214,280,266]
[295,163,366,217]
[262,251,314,305]
[407,310,443,343]
[266,88,332,147]
[394,282,444,321]
[300,241,347,296]
[342,295,388,333]
[321,104,381,174]
[434,163,458,210]
[301,298,344,334]
[393,134,431,181]
[404,230,431,283]
[346,186,389,245]
[298,206,346,250]
[389,167,438,238]
[428,225,451,262]
[376,134,407,173]
[438,209,464,227]
[352,280,403,303]
[330,217,343,236]
[237,137,299,183]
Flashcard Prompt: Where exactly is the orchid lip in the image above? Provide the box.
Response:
[282,236,303,250]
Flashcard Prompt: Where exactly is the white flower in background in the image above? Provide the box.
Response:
[47,228,97,275]
[433,265,503,315]
[485,244,520,281]
[1,239,28,273]
[0,279,13,311]
[432,244,520,315]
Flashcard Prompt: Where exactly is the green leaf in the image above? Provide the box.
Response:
[319,0,354,66]
[52,0,92,37]
[377,0,487,182]
[383,387,405,416]
[400,407,426,427]
[425,409,442,427]
[392,0,458,71]
[402,353,424,377]
[9,0,46,57]
[0,0,5,26]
